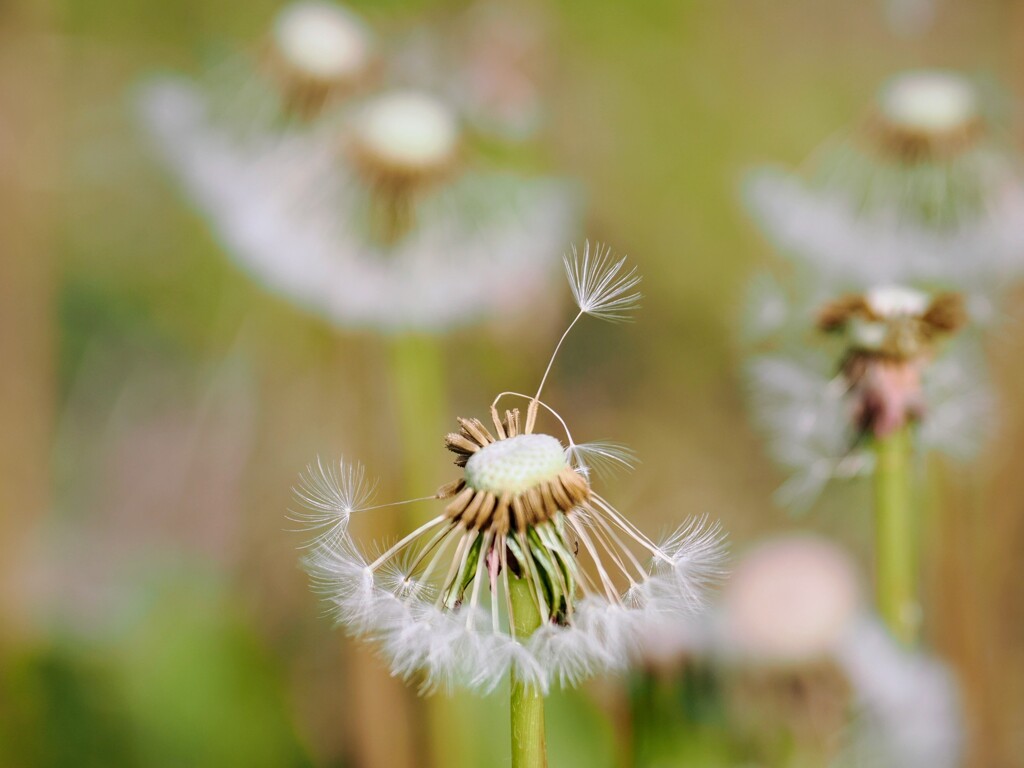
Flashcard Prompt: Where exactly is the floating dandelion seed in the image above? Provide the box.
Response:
[297,245,724,693]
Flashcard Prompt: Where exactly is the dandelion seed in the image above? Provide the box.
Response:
[566,441,638,481]
[563,241,642,322]
[297,249,723,693]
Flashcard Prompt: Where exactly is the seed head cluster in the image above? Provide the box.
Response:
[295,244,725,692]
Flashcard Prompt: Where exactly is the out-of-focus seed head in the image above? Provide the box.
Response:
[869,70,982,162]
[267,1,374,118]
[722,535,862,663]
[348,90,460,186]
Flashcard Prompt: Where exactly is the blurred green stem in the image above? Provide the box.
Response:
[388,334,448,768]
[388,334,446,512]
[874,425,918,645]
[510,577,547,768]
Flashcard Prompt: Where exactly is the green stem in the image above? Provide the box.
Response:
[510,577,547,768]
[873,425,919,645]
[387,334,449,768]
[388,334,447,514]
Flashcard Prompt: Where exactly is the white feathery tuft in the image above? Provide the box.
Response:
[566,441,638,481]
[563,241,642,322]
[645,516,728,613]
[291,457,377,544]
[300,503,725,694]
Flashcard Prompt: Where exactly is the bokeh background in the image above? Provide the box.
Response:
[2,0,1023,765]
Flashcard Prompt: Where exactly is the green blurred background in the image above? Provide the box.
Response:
[1,0,1022,765]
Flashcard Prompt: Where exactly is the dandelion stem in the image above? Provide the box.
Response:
[509,576,547,768]
[388,333,447,524]
[874,425,919,644]
[387,333,449,766]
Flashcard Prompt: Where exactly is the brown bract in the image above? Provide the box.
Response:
[817,291,966,438]
[862,108,983,164]
[437,406,590,536]
[261,39,376,120]
[817,292,966,361]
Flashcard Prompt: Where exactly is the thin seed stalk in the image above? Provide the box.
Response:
[873,425,919,645]
[510,575,547,768]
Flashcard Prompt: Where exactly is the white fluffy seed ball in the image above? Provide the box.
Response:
[465,434,568,495]
[351,90,460,171]
[272,1,371,81]
[878,70,977,134]
[722,535,862,663]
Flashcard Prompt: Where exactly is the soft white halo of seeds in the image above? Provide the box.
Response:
[273,1,371,80]
[878,70,977,133]
[465,434,569,495]
[352,90,459,170]
[866,284,929,318]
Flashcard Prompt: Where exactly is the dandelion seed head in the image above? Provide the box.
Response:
[349,90,460,177]
[294,254,726,692]
[877,70,976,135]
[721,535,862,663]
[272,1,372,83]
[865,284,929,318]
[136,78,577,332]
[465,434,568,495]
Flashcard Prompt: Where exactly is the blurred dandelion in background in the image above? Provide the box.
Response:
[296,247,725,765]
[8,0,1024,766]
[743,279,990,510]
[204,0,377,133]
[389,0,553,141]
[745,70,1024,321]
[136,1,578,334]
[719,536,963,768]
[741,70,1014,509]
[630,535,964,767]
[881,0,940,38]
